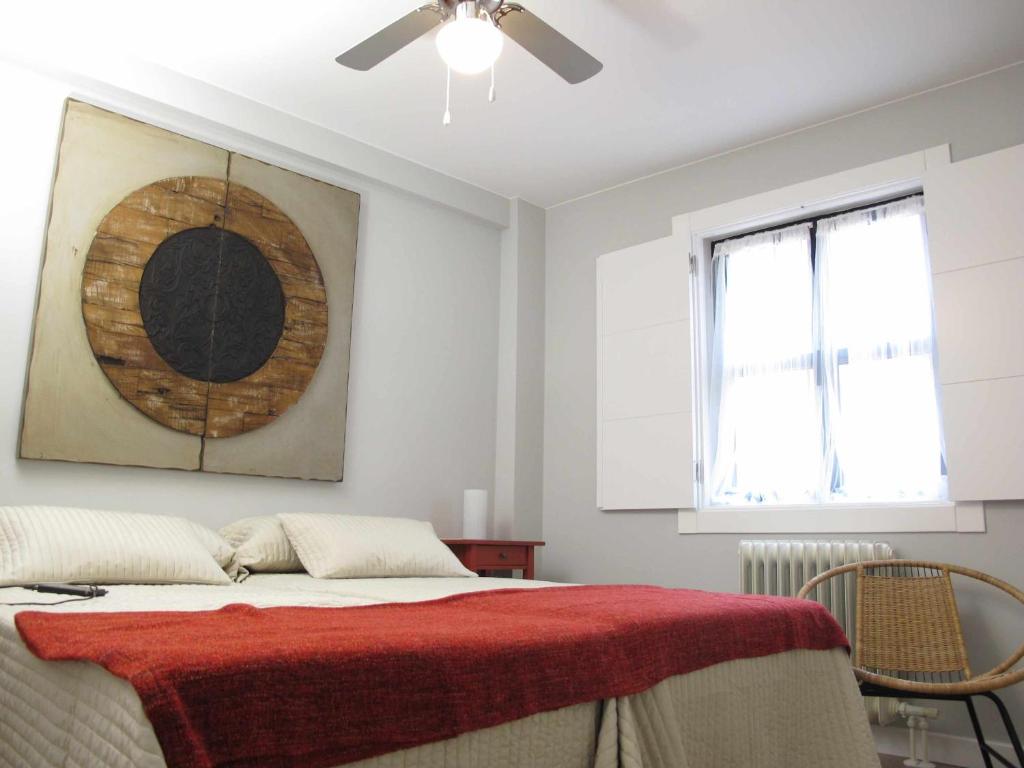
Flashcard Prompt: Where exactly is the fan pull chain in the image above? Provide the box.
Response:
[441,62,497,125]
[443,65,452,126]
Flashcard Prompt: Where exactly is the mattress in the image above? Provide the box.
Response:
[0,575,879,768]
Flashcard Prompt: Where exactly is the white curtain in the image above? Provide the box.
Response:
[708,223,822,505]
[816,197,946,502]
[707,197,946,507]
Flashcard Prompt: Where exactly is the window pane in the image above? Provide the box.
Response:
[832,356,946,501]
[818,201,935,353]
[816,197,946,502]
[709,224,821,505]
[718,227,814,367]
[719,368,822,504]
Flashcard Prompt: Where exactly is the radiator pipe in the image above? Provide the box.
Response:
[865,697,940,766]
[902,714,937,768]
[899,702,940,720]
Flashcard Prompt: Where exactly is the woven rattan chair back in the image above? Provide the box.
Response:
[855,564,971,682]
[798,559,1024,695]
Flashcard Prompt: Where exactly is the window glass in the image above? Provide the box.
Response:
[707,196,946,506]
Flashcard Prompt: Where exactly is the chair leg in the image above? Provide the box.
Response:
[966,696,996,768]
[980,691,1024,767]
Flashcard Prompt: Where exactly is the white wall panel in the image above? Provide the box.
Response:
[942,377,1024,501]
[602,321,691,421]
[599,237,688,335]
[601,414,693,510]
[926,143,1024,274]
[933,257,1024,384]
[597,235,693,510]
[926,141,1024,501]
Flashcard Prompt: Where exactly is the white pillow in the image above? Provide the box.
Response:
[219,515,304,574]
[277,513,476,579]
[0,506,234,586]
[189,522,242,581]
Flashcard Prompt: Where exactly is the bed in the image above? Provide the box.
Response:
[0,574,879,768]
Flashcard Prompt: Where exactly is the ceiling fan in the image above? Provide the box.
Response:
[336,1,602,122]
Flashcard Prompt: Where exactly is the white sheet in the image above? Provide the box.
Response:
[0,575,879,768]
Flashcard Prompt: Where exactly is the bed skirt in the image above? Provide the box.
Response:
[1,638,878,768]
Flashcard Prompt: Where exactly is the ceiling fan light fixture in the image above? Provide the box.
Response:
[436,3,504,75]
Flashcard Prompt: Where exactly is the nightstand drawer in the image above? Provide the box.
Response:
[472,544,529,568]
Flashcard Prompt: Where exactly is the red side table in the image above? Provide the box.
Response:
[442,539,545,580]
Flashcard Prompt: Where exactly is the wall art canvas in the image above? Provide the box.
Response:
[20,101,360,481]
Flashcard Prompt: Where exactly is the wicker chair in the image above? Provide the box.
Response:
[797,560,1024,768]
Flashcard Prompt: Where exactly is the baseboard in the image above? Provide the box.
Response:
[873,724,1013,768]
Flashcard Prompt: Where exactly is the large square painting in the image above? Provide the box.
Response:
[20,101,360,481]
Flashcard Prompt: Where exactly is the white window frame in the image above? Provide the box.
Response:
[672,144,985,535]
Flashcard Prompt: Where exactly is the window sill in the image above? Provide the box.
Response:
[677,501,984,535]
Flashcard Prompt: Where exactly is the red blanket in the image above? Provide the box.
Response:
[17,585,846,768]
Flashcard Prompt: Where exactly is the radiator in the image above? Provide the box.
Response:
[738,539,906,727]
[738,539,894,649]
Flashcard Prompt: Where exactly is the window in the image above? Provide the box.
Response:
[707,195,947,506]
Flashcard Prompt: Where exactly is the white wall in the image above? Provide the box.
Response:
[543,63,1024,748]
[494,199,546,540]
[511,200,546,541]
[0,60,503,536]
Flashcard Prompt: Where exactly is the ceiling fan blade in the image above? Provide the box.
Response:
[497,4,602,84]
[336,4,442,71]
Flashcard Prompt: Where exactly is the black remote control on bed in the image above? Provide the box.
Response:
[27,583,108,597]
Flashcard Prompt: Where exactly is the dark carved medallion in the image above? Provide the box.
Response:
[139,227,285,383]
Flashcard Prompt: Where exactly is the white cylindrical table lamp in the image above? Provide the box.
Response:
[462,489,489,539]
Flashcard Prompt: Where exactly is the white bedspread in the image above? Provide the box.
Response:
[0,575,879,768]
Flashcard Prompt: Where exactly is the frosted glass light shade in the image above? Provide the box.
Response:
[436,17,503,75]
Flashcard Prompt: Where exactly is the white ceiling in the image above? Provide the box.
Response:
[7,1,1024,207]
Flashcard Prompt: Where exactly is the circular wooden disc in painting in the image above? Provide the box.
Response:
[81,176,328,439]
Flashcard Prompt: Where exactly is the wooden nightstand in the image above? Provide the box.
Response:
[442,540,545,580]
